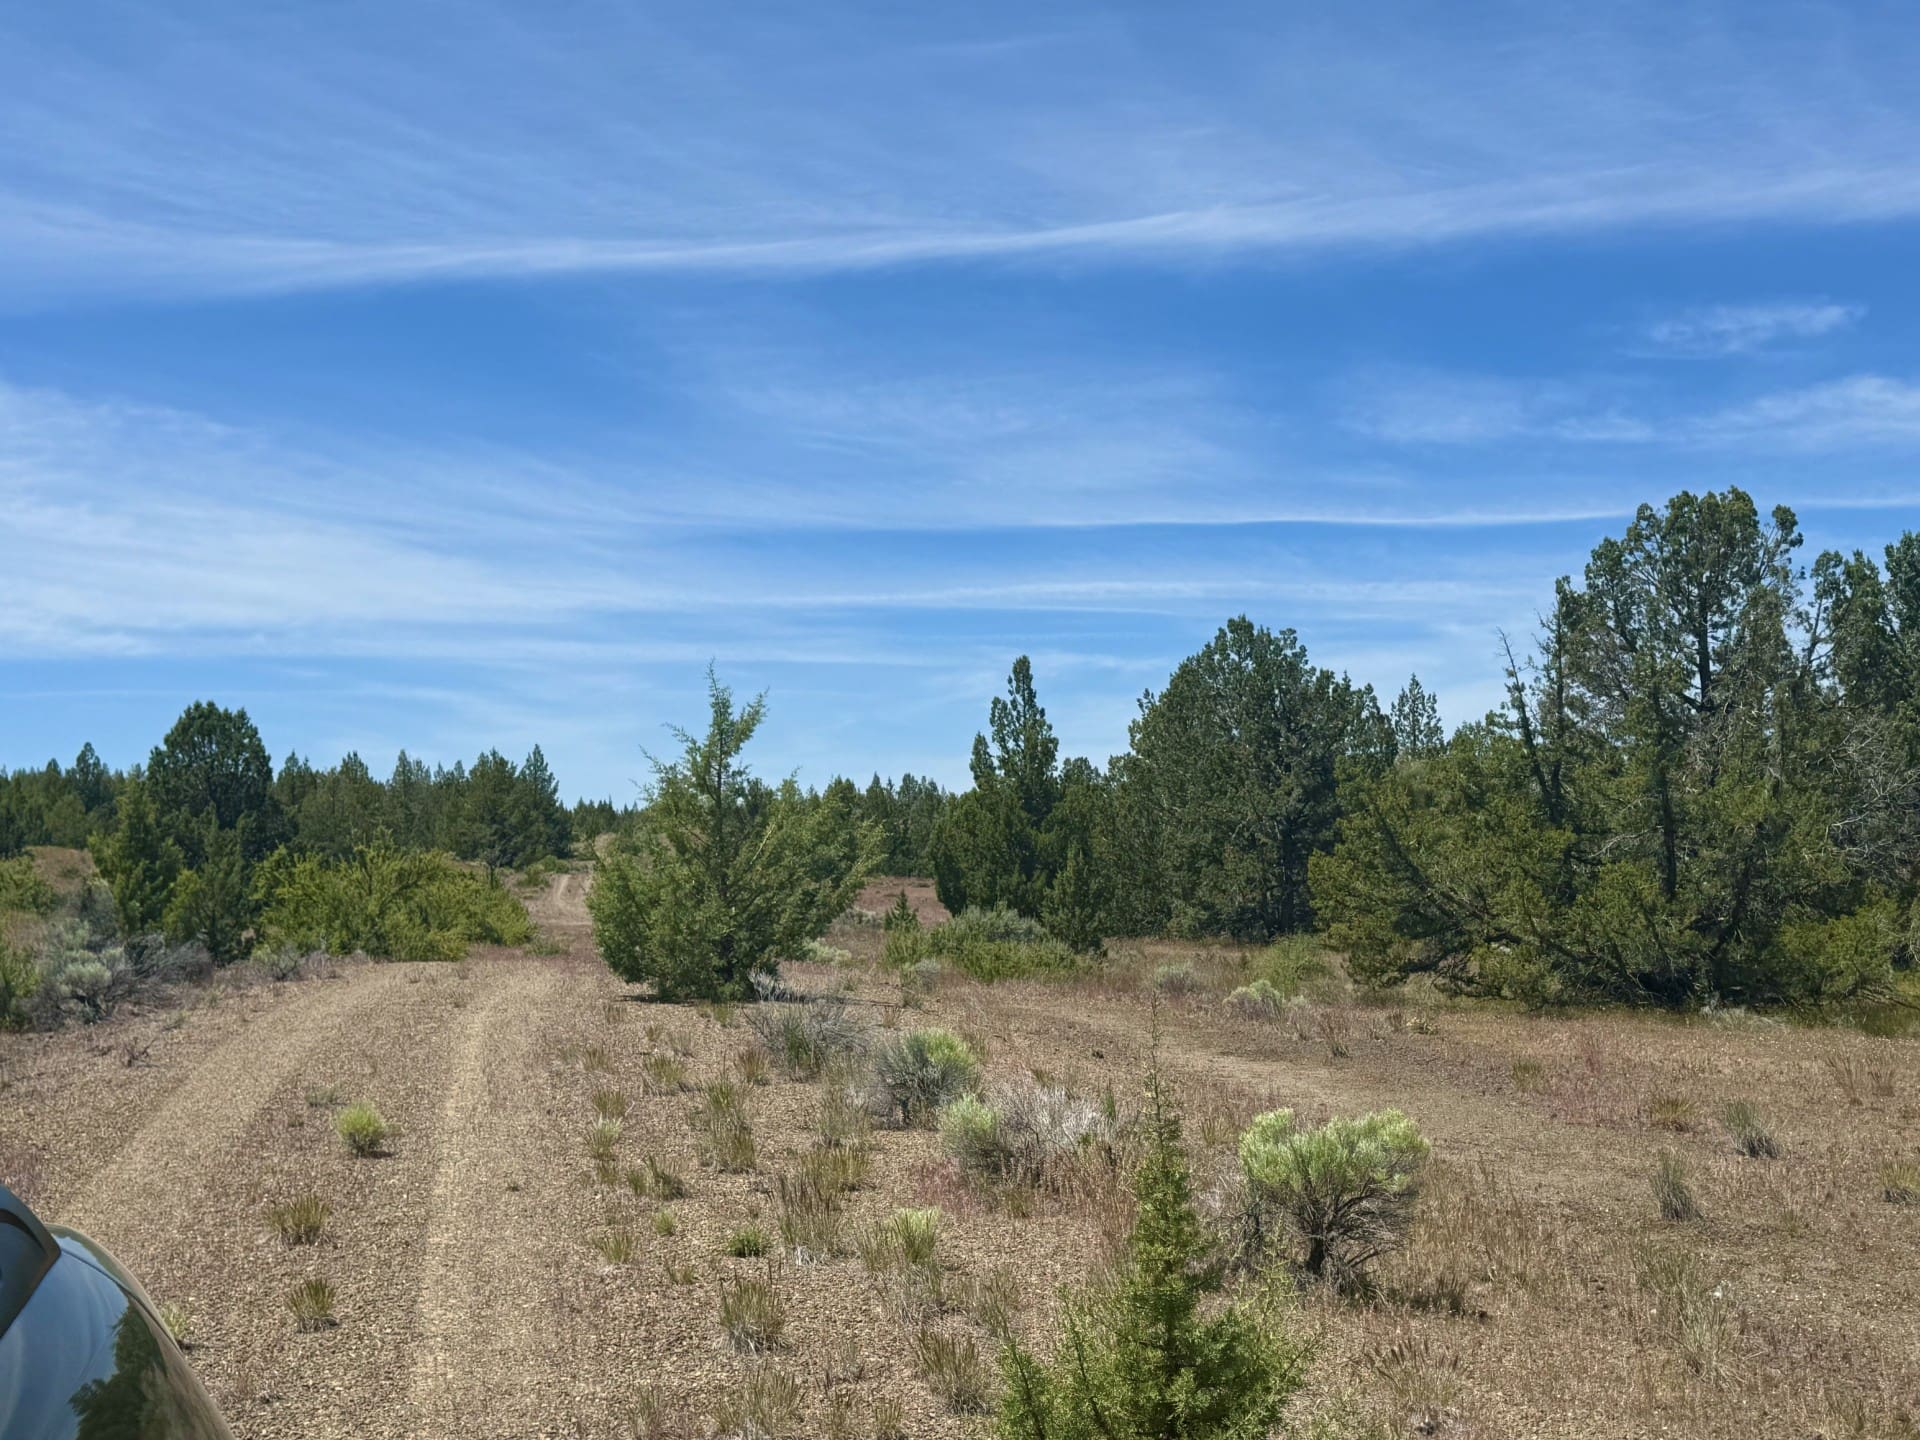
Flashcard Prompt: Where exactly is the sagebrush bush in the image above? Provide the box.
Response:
[871,1028,981,1127]
[1238,1107,1430,1292]
[939,1078,1115,1189]
[336,1102,389,1157]
[256,840,533,962]
[1722,1101,1780,1159]
[1153,963,1199,996]
[1225,978,1287,1020]
[747,998,865,1080]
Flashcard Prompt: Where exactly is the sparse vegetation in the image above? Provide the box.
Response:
[725,1224,772,1258]
[719,1275,787,1352]
[1653,1151,1701,1221]
[694,1083,757,1172]
[1722,1100,1781,1159]
[593,1227,641,1265]
[747,998,865,1080]
[268,1192,331,1246]
[336,1101,389,1157]
[287,1276,337,1332]
[1882,1160,1920,1205]
[707,1366,801,1439]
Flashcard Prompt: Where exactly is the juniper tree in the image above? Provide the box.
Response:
[588,672,878,1001]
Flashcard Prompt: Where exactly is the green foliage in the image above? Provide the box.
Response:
[886,904,1081,983]
[163,822,257,965]
[589,672,879,1001]
[336,1102,389,1156]
[998,1078,1305,1440]
[147,701,281,865]
[883,890,919,932]
[0,941,39,1030]
[1125,617,1390,941]
[0,855,55,916]
[871,1028,982,1126]
[1238,1107,1431,1292]
[256,841,532,961]
[1315,494,1920,1010]
[88,781,182,934]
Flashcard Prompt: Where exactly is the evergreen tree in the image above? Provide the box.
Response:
[148,702,280,863]
[1389,675,1445,760]
[587,672,879,1000]
[88,780,183,934]
[516,744,571,861]
[997,1070,1304,1439]
[164,819,257,964]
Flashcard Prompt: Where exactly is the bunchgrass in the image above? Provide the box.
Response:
[336,1102,388,1157]
[268,1192,331,1246]
[287,1276,337,1332]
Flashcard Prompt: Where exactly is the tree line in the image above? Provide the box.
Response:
[2,702,575,962]
[923,489,1918,1009]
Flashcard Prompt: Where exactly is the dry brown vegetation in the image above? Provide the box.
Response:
[1,872,1915,1438]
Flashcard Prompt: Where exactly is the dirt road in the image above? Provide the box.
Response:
[2,875,1916,1439]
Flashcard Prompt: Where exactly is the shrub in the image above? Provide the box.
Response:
[589,676,877,1001]
[0,857,56,916]
[54,956,131,1025]
[999,1078,1305,1439]
[884,891,919,932]
[1225,979,1286,1020]
[1253,934,1335,998]
[158,1302,193,1347]
[695,1084,757,1172]
[939,1079,1115,1189]
[1882,1161,1920,1205]
[1238,1107,1430,1293]
[886,904,1080,983]
[747,999,865,1080]
[1652,1151,1700,1221]
[725,1225,772,1258]
[719,1276,787,1353]
[1153,963,1199,996]
[268,1193,331,1246]
[287,1276,337,1332]
[1722,1101,1780,1159]
[257,840,532,962]
[871,1028,981,1127]
[336,1102,389,1157]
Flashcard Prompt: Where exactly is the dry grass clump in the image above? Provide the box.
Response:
[287,1276,337,1332]
[909,1326,993,1413]
[628,1156,688,1201]
[858,1206,943,1317]
[870,1028,981,1127]
[1653,1150,1701,1221]
[747,997,865,1080]
[268,1192,331,1246]
[579,1043,614,1073]
[817,1072,874,1151]
[1637,1246,1734,1378]
[733,1046,770,1087]
[641,1053,688,1095]
[593,1226,641,1265]
[949,1264,1022,1336]
[587,1117,624,1163]
[1722,1100,1780,1159]
[719,1274,787,1352]
[708,1366,801,1439]
[1881,1160,1920,1205]
[627,1387,697,1440]
[336,1101,388,1157]
[1509,1057,1548,1093]
[776,1154,849,1259]
[653,1209,678,1237]
[694,1082,757,1172]
[1826,1056,1898,1104]
[590,1087,630,1121]
[158,1301,193,1347]
[1367,1330,1463,1435]
[1647,1094,1698,1132]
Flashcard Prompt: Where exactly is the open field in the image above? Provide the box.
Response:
[3,874,1917,1439]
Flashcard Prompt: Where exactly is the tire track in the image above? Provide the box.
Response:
[406,957,574,1438]
[60,965,415,1239]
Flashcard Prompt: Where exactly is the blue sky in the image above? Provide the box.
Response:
[4,1,1919,801]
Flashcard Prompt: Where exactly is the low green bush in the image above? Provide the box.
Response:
[0,856,56,916]
[337,1102,390,1157]
[257,841,533,962]
[872,1028,981,1127]
[885,907,1080,984]
[1238,1107,1430,1293]
[0,942,38,1030]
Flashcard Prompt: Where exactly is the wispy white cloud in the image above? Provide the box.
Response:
[4,3,1920,300]
[1638,300,1865,357]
